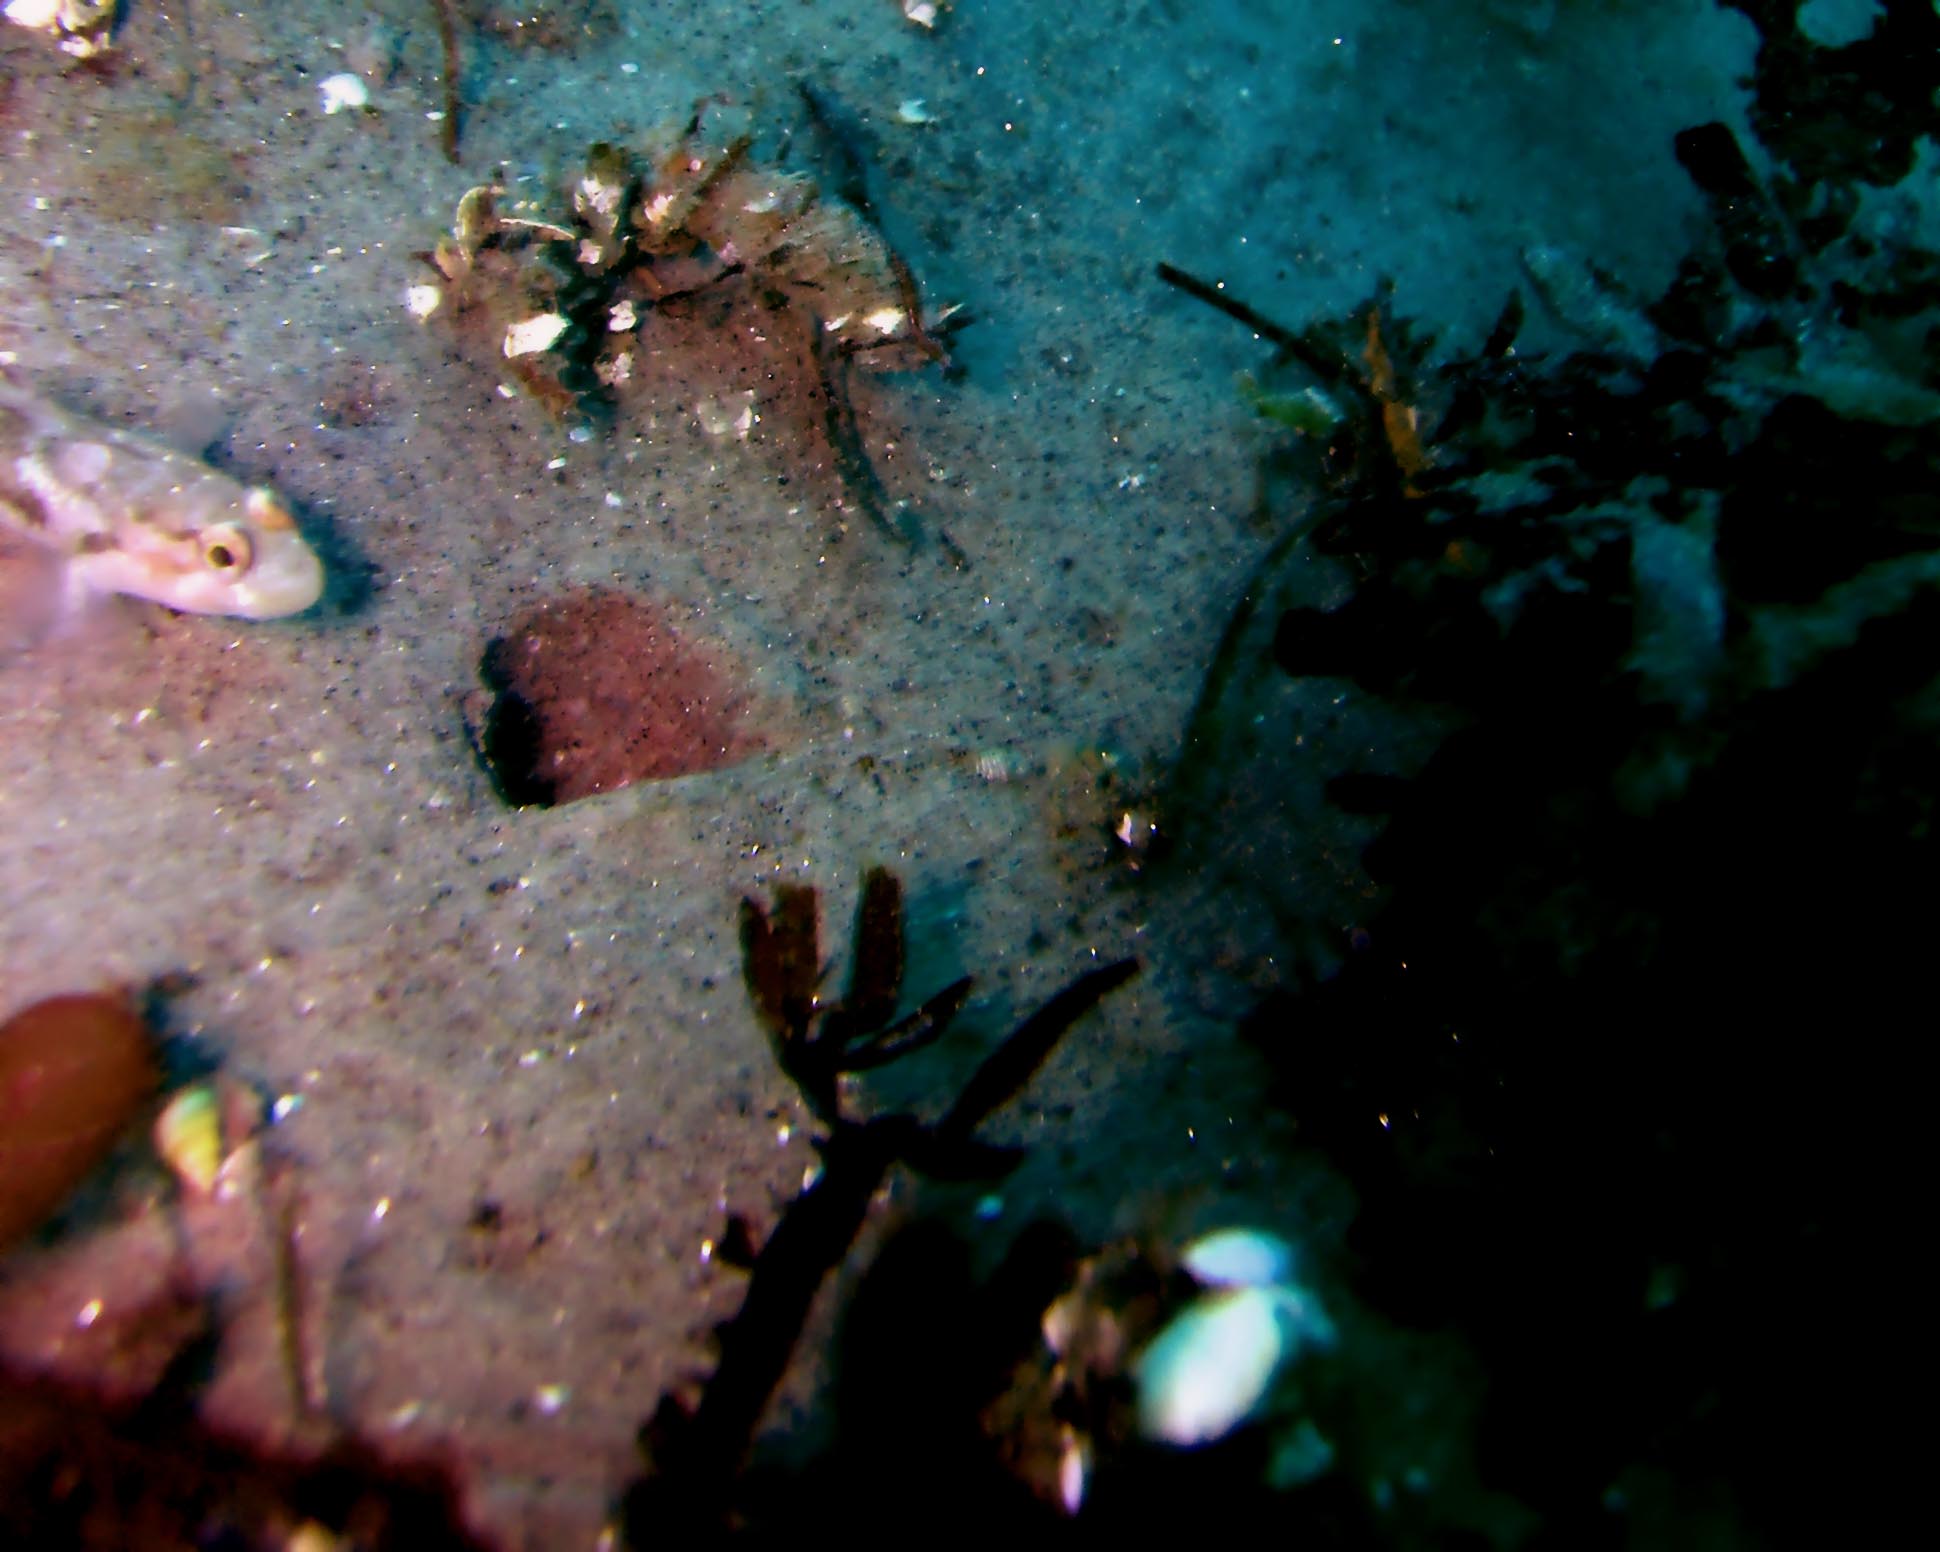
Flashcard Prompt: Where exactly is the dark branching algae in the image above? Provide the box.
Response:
[622,867,1136,1534]
[1152,17,1937,1542]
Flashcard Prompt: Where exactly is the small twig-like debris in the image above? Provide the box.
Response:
[430,0,462,163]
[1480,290,1525,360]
[886,248,953,368]
[1157,261,1353,385]
[267,1159,324,1422]
[812,322,907,540]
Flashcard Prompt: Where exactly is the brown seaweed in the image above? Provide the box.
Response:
[627,873,1135,1535]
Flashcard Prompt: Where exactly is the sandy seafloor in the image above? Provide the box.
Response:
[0,0,1764,1543]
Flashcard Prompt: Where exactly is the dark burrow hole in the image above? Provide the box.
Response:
[469,587,770,808]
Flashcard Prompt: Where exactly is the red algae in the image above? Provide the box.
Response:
[477,588,769,806]
[0,993,157,1252]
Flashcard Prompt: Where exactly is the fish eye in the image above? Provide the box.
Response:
[201,525,254,574]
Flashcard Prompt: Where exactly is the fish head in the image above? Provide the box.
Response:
[73,486,324,619]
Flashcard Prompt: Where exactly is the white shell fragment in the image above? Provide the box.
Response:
[3,0,61,28]
[696,393,757,440]
[1057,1426,1088,1516]
[1133,1279,1335,1447]
[5,0,114,56]
[1181,1226,1295,1289]
[1136,1286,1287,1446]
[403,283,443,322]
[503,313,571,359]
[318,73,371,116]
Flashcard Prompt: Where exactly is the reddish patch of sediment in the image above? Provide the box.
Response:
[476,589,769,806]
